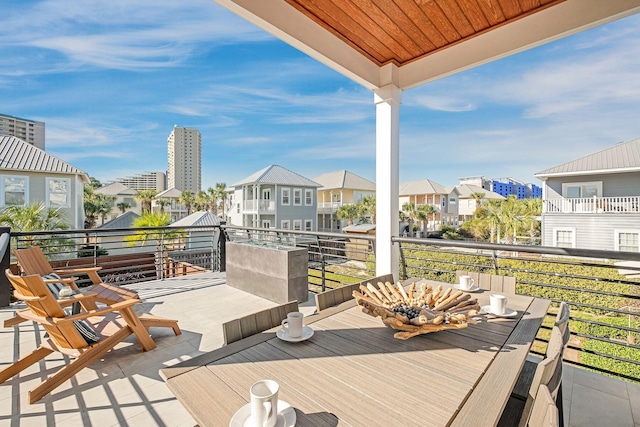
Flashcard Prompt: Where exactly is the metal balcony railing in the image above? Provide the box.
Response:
[243,199,276,212]
[3,224,639,383]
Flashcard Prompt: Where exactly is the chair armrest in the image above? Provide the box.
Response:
[54,298,140,323]
[42,276,80,290]
[57,292,98,308]
[55,267,103,285]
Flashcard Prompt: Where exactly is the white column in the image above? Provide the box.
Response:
[374,84,401,280]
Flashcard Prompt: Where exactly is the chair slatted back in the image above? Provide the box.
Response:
[6,271,89,350]
[316,274,394,312]
[519,326,564,427]
[223,301,299,345]
[528,384,559,427]
[456,270,516,294]
[555,301,570,348]
[14,247,55,276]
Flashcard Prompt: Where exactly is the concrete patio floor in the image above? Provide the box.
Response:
[0,272,637,426]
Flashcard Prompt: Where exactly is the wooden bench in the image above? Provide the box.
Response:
[315,274,394,312]
[222,301,299,345]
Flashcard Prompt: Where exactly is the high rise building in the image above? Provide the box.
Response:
[109,171,166,192]
[167,126,201,193]
[0,113,45,149]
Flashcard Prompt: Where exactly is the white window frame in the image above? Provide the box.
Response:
[261,220,271,228]
[280,220,290,230]
[293,189,302,206]
[562,181,602,198]
[46,177,71,208]
[305,189,313,206]
[552,227,576,248]
[0,175,28,206]
[304,219,312,231]
[614,229,640,252]
[293,220,302,231]
[281,188,290,206]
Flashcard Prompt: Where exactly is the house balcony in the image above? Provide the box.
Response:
[543,196,640,214]
[317,201,349,214]
[243,199,276,213]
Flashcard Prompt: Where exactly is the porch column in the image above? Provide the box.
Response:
[374,83,401,280]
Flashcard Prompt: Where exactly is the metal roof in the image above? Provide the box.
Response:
[171,210,221,227]
[96,182,136,196]
[399,179,449,196]
[156,188,183,199]
[535,137,640,178]
[455,184,505,200]
[313,170,375,191]
[232,165,321,187]
[0,135,89,181]
[97,211,139,229]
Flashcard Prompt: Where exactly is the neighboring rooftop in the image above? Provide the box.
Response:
[97,211,140,229]
[399,179,450,196]
[455,184,506,200]
[536,137,640,178]
[96,182,136,196]
[313,170,375,191]
[232,165,320,187]
[171,210,220,227]
[0,135,88,181]
[156,188,183,199]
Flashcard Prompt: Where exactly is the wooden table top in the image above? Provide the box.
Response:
[161,280,550,427]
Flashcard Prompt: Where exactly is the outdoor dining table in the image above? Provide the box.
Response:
[161,279,550,426]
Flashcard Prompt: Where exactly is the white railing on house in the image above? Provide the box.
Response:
[243,199,276,212]
[544,196,640,213]
[317,201,351,213]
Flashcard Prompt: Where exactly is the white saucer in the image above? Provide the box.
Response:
[276,325,314,342]
[480,305,519,318]
[229,400,296,427]
[453,284,481,293]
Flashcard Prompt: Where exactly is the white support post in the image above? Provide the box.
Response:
[374,84,401,280]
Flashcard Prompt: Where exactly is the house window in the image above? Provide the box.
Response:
[305,189,312,206]
[293,189,302,206]
[615,230,640,252]
[261,220,271,228]
[281,188,290,206]
[562,181,602,198]
[304,220,312,231]
[236,203,240,213]
[1,175,28,206]
[281,220,290,230]
[553,228,576,248]
[46,178,71,208]
[293,220,302,231]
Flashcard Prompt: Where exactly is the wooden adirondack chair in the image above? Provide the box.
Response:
[5,247,140,327]
[1,270,180,403]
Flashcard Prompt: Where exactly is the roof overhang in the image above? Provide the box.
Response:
[214,0,640,91]
[535,166,640,179]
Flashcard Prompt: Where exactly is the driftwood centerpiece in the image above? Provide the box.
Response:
[352,280,480,340]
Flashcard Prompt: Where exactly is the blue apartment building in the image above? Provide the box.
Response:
[491,178,542,199]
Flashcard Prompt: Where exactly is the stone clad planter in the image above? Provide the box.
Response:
[226,242,309,303]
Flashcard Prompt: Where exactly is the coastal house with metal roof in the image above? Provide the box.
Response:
[399,179,460,231]
[227,165,321,230]
[455,184,506,223]
[0,135,89,229]
[154,187,187,222]
[535,137,640,251]
[313,170,375,232]
[95,182,140,220]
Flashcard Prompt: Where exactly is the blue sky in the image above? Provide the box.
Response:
[2,1,640,189]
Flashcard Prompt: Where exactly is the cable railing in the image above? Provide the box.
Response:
[4,224,639,382]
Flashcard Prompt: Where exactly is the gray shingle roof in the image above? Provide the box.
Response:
[455,184,505,200]
[232,165,320,187]
[399,179,449,196]
[96,182,135,196]
[0,135,89,181]
[313,170,375,191]
[156,188,182,199]
[535,137,640,177]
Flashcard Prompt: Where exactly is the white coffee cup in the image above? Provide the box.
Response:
[490,294,508,315]
[281,312,303,338]
[459,275,474,290]
[250,379,279,427]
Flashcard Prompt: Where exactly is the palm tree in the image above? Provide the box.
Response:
[155,199,168,214]
[135,189,157,214]
[180,191,194,216]
[401,202,419,237]
[477,199,503,243]
[359,196,376,224]
[470,192,486,214]
[336,203,359,226]
[194,190,210,212]
[418,203,438,232]
[0,202,72,254]
[84,185,112,228]
[125,212,183,279]
[116,202,131,214]
[518,197,542,244]
[208,182,227,217]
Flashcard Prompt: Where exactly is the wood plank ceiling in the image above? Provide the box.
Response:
[284,0,566,66]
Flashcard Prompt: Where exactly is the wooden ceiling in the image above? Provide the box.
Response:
[285,0,566,66]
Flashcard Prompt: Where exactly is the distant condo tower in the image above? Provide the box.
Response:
[0,113,45,150]
[167,125,201,193]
